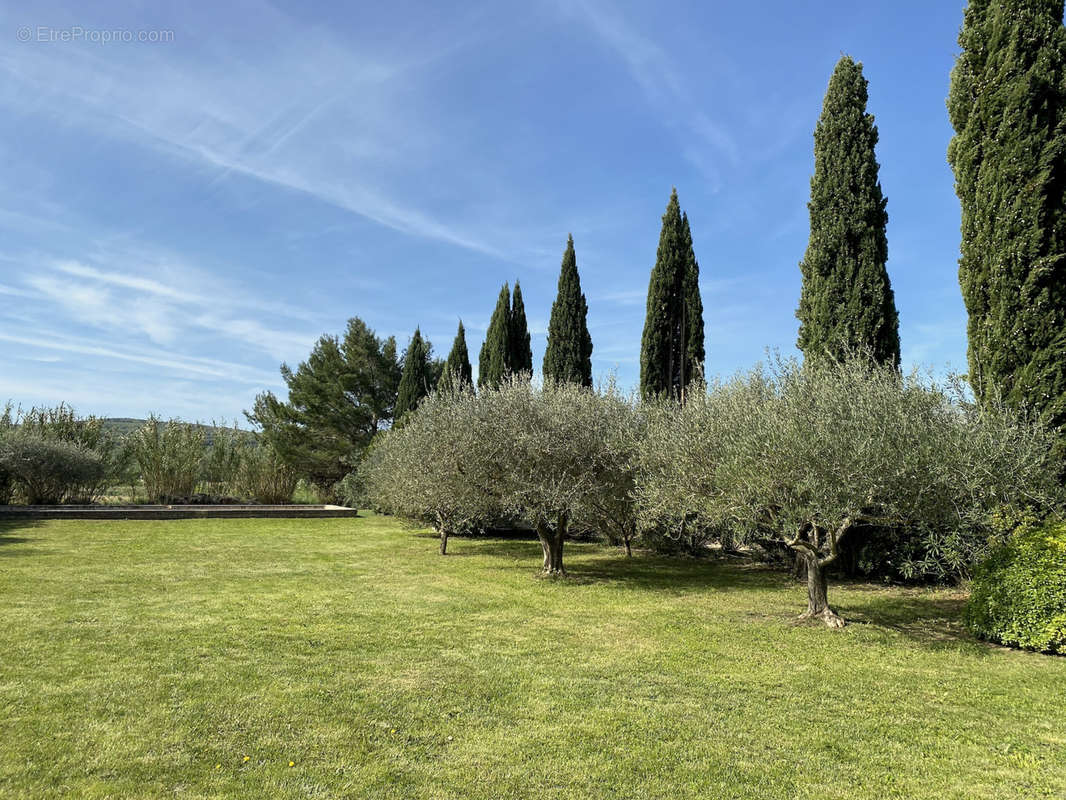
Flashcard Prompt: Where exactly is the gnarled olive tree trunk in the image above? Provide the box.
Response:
[434,512,449,555]
[788,519,851,628]
[536,513,568,575]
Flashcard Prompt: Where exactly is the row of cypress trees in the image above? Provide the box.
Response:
[805,0,1066,467]
[400,0,1066,465]
[437,190,707,400]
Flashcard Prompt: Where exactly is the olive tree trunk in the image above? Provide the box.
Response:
[435,513,449,555]
[536,514,567,576]
[789,519,850,628]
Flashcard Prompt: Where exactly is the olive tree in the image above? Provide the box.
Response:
[464,379,637,574]
[571,383,643,557]
[367,378,639,571]
[637,356,1063,627]
[362,387,500,554]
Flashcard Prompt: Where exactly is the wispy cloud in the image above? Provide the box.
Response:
[11,254,320,360]
[0,331,279,385]
[563,0,739,185]
[0,2,511,258]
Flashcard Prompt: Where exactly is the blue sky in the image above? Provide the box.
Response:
[1,0,970,421]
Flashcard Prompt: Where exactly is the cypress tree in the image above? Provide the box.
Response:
[510,281,533,377]
[395,327,432,421]
[797,56,900,369]
[438,320,473,394]
[680,213,705,387]
[543,234,594,386]
[639,188,705,400]
[478,283,512,388]
[948,0,1066,459]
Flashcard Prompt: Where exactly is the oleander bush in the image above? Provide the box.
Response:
[200,422,249,498]
[0,403,13,504]
[965,521,1066,654]
[128,416,206,502]
[0,402,132,502]
[236,442,299,504]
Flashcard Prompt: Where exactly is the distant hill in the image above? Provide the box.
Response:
[101,418,146,437]
[102,418,257,444]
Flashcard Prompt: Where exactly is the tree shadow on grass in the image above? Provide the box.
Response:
[0,520,45,555]
[459,534,786,593]
[837,587,980,648]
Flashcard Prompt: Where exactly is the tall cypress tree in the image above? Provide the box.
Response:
[510,281,533,377]
[639,188,705,400]
[394,327,432,421]
[948,0,1066,458]
[438,320,473,394]
[478,283,512,388]
[797,56,900,369]
[543,234,594,386]
[680,212,705,387]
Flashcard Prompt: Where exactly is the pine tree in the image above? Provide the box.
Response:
[438,320,473,394]
[948,0,1066,459]
[395,328,432,421]
[478,283,512,388]
[797,56,900,369]
[543,234,594,386]
[639,188,705,400]
[510,281,533,377]
[246,317,400,490]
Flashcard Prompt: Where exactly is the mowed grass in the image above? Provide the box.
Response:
[1,517,1064,799]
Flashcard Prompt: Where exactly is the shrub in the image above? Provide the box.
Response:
[965,522,1066,653]
[7,402,131,501]
[0,434,107,504]
[200,422,249,497]
[236,443,299,504]
[0,403,13,504]
[128,417,205,502]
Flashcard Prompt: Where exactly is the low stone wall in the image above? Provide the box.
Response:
[0,505,359,520]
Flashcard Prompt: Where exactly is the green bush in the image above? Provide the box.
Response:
[965,522,1066,654]
[4,402,131,501]
[0,434,107,504]
[236,443,298,504]
[200,422,249,497]
[128,417,205,502]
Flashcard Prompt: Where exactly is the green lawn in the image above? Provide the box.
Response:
[1,516,1063,799]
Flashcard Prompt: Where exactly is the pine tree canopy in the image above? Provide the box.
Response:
[797,55,900,369]
[394,327,433,421]
[478,283,512,389]
[543,234,594,387]
[639,188,705,401]
[948,0,1066,460]
[438,320,473,394]
[510,281,533,377]
[246,317,400,489]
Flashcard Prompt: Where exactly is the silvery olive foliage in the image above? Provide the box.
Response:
[362,386,502,553]
[0,402,126,504]
[636,355,1063,622]
[0,434,107,505]
[364,378,641,566]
